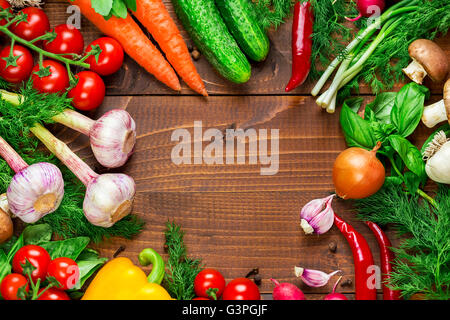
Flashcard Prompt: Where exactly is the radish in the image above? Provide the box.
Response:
[271,279,306,300]
[345,0,385,22]
[323,276,348,300]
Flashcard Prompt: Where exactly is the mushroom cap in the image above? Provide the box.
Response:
[408,39,449,83]
[444,79,450,122]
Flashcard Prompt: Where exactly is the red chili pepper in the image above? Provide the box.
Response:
[365,221,401,300]
[285,1,314,92]
[334,213,377,300]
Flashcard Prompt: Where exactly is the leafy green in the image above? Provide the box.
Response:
[356,183,450,300]
[90,0,136,19]
[41,237,90,261]
[365,92,396,124]
[72,249,107,290]
[388,135,425,179]
[253,0,296,30]
[340,101,375,149]
[23,224,52,245]
[163,221,203,300]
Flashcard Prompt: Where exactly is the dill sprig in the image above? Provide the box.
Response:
[0,81,144,242]
[356,183,450,300]
[163,221,203,300]
[253,0,296,30]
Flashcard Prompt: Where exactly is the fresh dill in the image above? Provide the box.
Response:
[0,81,144,242]
[163,221,203,300]
[356,183,450,300]
[253,0,296,30]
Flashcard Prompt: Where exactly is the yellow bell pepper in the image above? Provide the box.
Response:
[82,248,172,300]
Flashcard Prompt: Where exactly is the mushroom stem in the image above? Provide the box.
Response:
[422,99,446,128]
[402,59,427,84]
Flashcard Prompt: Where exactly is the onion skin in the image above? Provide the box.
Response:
[332,144,385,199]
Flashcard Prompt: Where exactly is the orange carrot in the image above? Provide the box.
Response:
[133,0,207,96]
[70,0,180,91]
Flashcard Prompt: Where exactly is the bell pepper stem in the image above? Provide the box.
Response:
[138,248,165,285]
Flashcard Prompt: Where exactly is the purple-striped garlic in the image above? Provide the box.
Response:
[300,194,335,235]
[0,90,136,168]
[30,123,136,228]
[0,136,64,223]
[294,267,341,287]
[52,109,136,168]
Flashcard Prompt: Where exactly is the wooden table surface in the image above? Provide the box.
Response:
[44,1,449,299]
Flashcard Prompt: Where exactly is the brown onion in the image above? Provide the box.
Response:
[332,142,385,199]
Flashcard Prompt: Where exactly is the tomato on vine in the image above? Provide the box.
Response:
[194,268,226,300]
[0,44,34,83]
[10,7,50,42]
[68,71,105,111]
[31,60,70,94]
[85,37,124,76]
[0,0,11,28]
[12,245,51,283]
[47,257,80,290]
[43,24,84,57]
[222,278,261,300]
[0,273,29,300]
[37,287,71,300]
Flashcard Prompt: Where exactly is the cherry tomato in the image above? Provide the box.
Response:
[194,269,226,300]
[0,45,34,83]
[31,60,69,94]
[222,278,261,300]
[0,273,29,300]
[85,37,124,76]
[10,7,50,42]
[12,245,51,283]
[192,297,210,300]
[43,24,84,57]
[0,0,11,28]
[37,287,71,300]
[68,71,105,111]
[47,257,80,290]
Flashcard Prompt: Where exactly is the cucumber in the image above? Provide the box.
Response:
[171,0,251,84]
[216,0,270,62]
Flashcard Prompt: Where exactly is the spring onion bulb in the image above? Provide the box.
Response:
[0,136,64,223]
[0,90,136,168]
[29,124,136,228]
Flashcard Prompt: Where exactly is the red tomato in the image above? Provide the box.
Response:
[85,37,124,76]
[10,7,50,42]
[0,45,34,83]
[43,24,84,57]
[0,0,11,28]
[47,257,80,290]
[31,60,69,93]
[194,269,226,300]
[12,245,51,283]
[222,278,261,300]
[193,297,210,300]
[37,287,71,300]
[0,273,29,300]
[68,71,105,111]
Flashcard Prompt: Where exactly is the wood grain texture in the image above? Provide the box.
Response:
[47,0,450,96]
[22,2,450,298]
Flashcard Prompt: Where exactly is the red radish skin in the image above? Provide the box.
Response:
[345,0,385,22]
[324,276,348,300]
[271,279,306,300]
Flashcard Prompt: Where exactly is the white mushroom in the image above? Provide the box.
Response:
[422,79,450,128]
[402,39,449,85]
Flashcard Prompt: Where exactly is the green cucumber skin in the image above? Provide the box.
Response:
[171,0,251,84]
[216,0,270,62]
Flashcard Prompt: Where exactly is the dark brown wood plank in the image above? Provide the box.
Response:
[52,95,439,294]
[43,1,450,96]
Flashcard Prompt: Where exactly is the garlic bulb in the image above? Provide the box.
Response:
[294,266,341,287]
[300,194,335,235]
[83,174,136,228]
[423,131,450,184]
[7,162,64,223]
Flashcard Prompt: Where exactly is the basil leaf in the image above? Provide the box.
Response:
[72,249,107,290]
[404,171,421,194]
[41,237,90,261]
[388,135,425,179]
[91,0,113,17]
[23,224,52,245]
[343,97,364,113]
[0,250,11,286]
[124,0,136,12]
[391,83,429,137]
[384,176,403,187]
[111,0,128,18]
[366,92,396,124]
[340,103,375,149]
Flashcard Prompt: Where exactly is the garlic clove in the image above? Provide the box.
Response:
[300,194,335,235]
[83,173,136,227]
[7,162,64,223]
[89,110,136,168]
[294,266,341,287]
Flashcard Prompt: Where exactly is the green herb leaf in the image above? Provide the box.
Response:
[40,237,90,261]
[390,83,428,138]
[72,249,107,290]
[366,92,397,124]
[91,0,113,17]
[124,0,136,12]
[340,102,375,149]
[404,171,421,194]
[23,224,52,245]
[111,0,128,19]
[388,135,425,179]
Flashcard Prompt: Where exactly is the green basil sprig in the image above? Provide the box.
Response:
[91,0,137,19]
